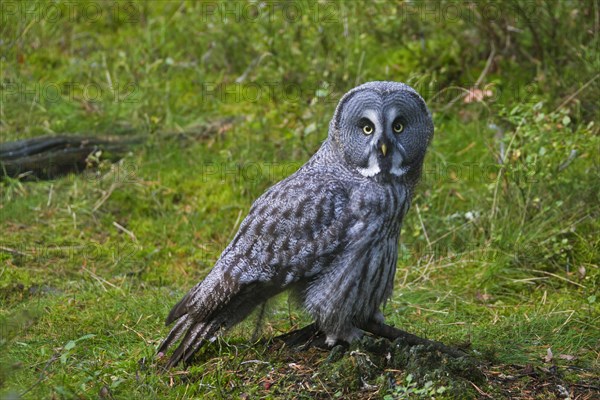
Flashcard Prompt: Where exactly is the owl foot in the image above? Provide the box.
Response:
[325,327,363,346]
[371,310,385,324]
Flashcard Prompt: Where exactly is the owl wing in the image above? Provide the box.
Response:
[159,170,359,367]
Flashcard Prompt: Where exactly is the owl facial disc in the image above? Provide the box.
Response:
[355,109,406,178]
[330,81,433,183]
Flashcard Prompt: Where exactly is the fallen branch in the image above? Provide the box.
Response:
[0,245,28,257]
[276,321,469,359]
[0,118,236,180]
[0,135,139,180]
[362,320,468,359]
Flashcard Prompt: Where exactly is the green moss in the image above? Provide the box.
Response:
[1,1,598,398]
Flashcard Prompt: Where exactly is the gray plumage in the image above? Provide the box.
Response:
[158,81,434,367]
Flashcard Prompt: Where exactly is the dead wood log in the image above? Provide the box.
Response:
[0,135,141,180]
[0,118,235,180]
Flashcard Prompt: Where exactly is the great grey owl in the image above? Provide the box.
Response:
[158,81,434,367]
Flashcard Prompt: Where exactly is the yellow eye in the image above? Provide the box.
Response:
[393,122,404,133]
[363,125,374,135]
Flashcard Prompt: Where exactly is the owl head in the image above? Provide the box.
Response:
[329,81,433,183]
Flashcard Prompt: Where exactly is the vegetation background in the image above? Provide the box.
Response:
[1,1,598,398]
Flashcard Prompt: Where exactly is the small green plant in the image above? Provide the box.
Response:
[384,374,447,400]
[0,174,27,202]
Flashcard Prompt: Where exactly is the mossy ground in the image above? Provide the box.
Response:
[1,1,599,399]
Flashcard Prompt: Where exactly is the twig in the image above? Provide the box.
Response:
[428,220,473,246]
[558,149,577,172]
[235,53,272,83]
[553,73,599,113]
[113,221,137,242]
[123,323,149,343]
[469,380,493,398]
[406,304,449,315]
[0,245,27,257]
[81,266,120,291]
[531,269,586,289]
[474,43,496,88]
[226,209,244,244]
[415,204,431,248]
[440,44,496,112]
[355,50,366,86]
[489,118,525,236]
[552,310,575,333]
[93,182,118,212]
[240,360,271,365]
[571,383,600,390]
[47,184,53,207]
[20,352,60,397]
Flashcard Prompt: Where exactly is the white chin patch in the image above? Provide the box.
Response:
[390,151,407,177]
[356,154,380,177]
[391,165,408,176]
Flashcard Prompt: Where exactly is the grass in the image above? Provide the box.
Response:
[1,1,599,399]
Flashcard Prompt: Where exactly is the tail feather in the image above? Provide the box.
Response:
[165,292,192,325]
[159,279,281,367]
[159,275,243,366]
[165,278,218,325]
[165,320,214,368]
[157,316,193,355]
[169,319,222,367]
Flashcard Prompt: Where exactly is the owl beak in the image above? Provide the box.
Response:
[381,143,387,157]
[380,143,388,157]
